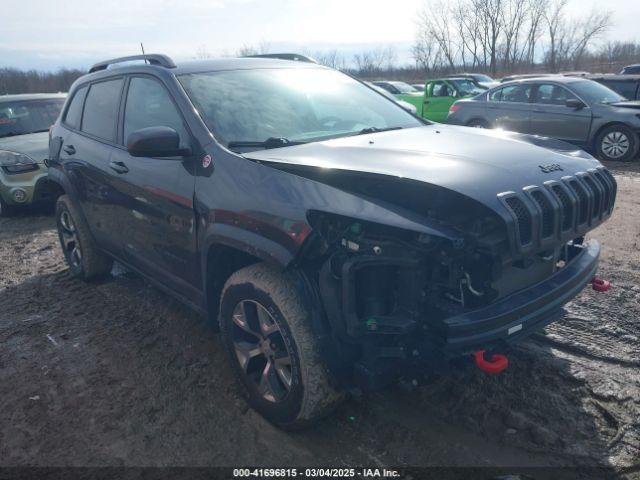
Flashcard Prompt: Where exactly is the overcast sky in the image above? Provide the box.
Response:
[2,0,639,71]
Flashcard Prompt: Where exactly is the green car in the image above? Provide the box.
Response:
[0,93,65,216]
[397,78,486,122]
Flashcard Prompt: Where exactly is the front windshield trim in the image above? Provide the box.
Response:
[178,68,425,153]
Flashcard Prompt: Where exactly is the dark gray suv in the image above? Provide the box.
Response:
[447,77,640,162]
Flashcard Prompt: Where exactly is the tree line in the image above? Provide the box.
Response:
[2,0,639,95]
[0,68,84,95]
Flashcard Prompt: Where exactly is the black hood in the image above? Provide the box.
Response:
[244,125,601,214]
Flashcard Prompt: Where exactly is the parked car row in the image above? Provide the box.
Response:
[447,76,640,162]
[372,68,640,162]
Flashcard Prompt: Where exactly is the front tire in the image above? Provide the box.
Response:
[56,195,113,280]
[595,124,639,162]
[219,263,343,429]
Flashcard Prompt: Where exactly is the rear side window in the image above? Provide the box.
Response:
[490,84,532,103]
[81,79,124,142]
[64,86,87,129]
[123,77,188,145]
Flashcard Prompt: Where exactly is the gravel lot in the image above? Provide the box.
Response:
[0,162,638,477]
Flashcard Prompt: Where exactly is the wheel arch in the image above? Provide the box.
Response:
[591,121,637,149]
[201,225,297,327]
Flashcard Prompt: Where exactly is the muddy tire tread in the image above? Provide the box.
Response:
[220,263,344,429]
[56,195,113,281]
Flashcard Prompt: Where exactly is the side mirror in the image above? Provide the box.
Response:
[126,126,191,158]
[566,98,585,109]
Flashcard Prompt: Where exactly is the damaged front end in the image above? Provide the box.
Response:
[297,170,615,391]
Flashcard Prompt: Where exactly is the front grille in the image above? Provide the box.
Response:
[505,196,532,244]
[531,190,554,238]
[582,175,601,220]
[551,185,573,231]
[500,167,616,251]
[569,180,589,225]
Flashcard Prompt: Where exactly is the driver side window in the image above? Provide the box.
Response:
[124,77,189,147]
[432,82,451,97]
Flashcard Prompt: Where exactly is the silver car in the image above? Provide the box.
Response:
[447,77,640,162]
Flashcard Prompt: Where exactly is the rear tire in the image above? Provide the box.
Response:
[595,124,639,162]
[467,119,490,129]
[219,263,343,430]
[56,195,113,281]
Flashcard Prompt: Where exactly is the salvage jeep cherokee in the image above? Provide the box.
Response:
[48,54,616,429]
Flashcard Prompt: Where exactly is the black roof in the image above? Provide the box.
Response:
[87,54,324,78]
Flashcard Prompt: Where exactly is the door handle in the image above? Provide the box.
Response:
[109,160,129,174]
[63,145,76,155]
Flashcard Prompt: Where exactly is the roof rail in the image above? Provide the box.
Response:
[245,53,317,64]
[89,54,176,73]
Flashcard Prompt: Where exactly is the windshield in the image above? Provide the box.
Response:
[0,99,64,138]
[569,80,625,104]
[449,79,486,95]
[471,74,493,83]
[179,68,423,151]
[391,82,418,93]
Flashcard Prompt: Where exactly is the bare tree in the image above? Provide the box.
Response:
[235,40,271,57]
[195,45,213,59]
[312,50,347,70]
[415,1,458,70]
[352,47,397,76]
[544,0,611,71]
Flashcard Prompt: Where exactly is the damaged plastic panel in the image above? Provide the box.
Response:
[303,210,599,391]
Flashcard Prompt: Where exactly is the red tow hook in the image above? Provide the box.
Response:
[591,276,611,292]
[473,350,509,374]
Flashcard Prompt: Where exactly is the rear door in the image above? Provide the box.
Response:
[529,83,592,145]
[108,75,199,301]
[58,78,125,254]
[485,83,533,133]
[424,81,456,122]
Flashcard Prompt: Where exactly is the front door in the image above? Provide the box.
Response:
[424,81,456,122]
[108,75,199,302]
[529,83,592,146]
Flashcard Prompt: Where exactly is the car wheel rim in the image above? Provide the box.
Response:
[59,210,82,269]
[231,300,293,403]
[602,131,629,158]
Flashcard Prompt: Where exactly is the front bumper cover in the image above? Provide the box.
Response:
[0,165,47,206]
[443,239,600,354]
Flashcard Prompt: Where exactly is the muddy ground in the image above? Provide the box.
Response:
[0,162,638,478]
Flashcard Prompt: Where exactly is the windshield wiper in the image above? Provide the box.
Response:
[356,126,403,136]
[227,137,307,151]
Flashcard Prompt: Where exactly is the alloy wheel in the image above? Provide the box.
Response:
[602,131,630,159]
[231,300,293,403]
[59,210,82,269]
